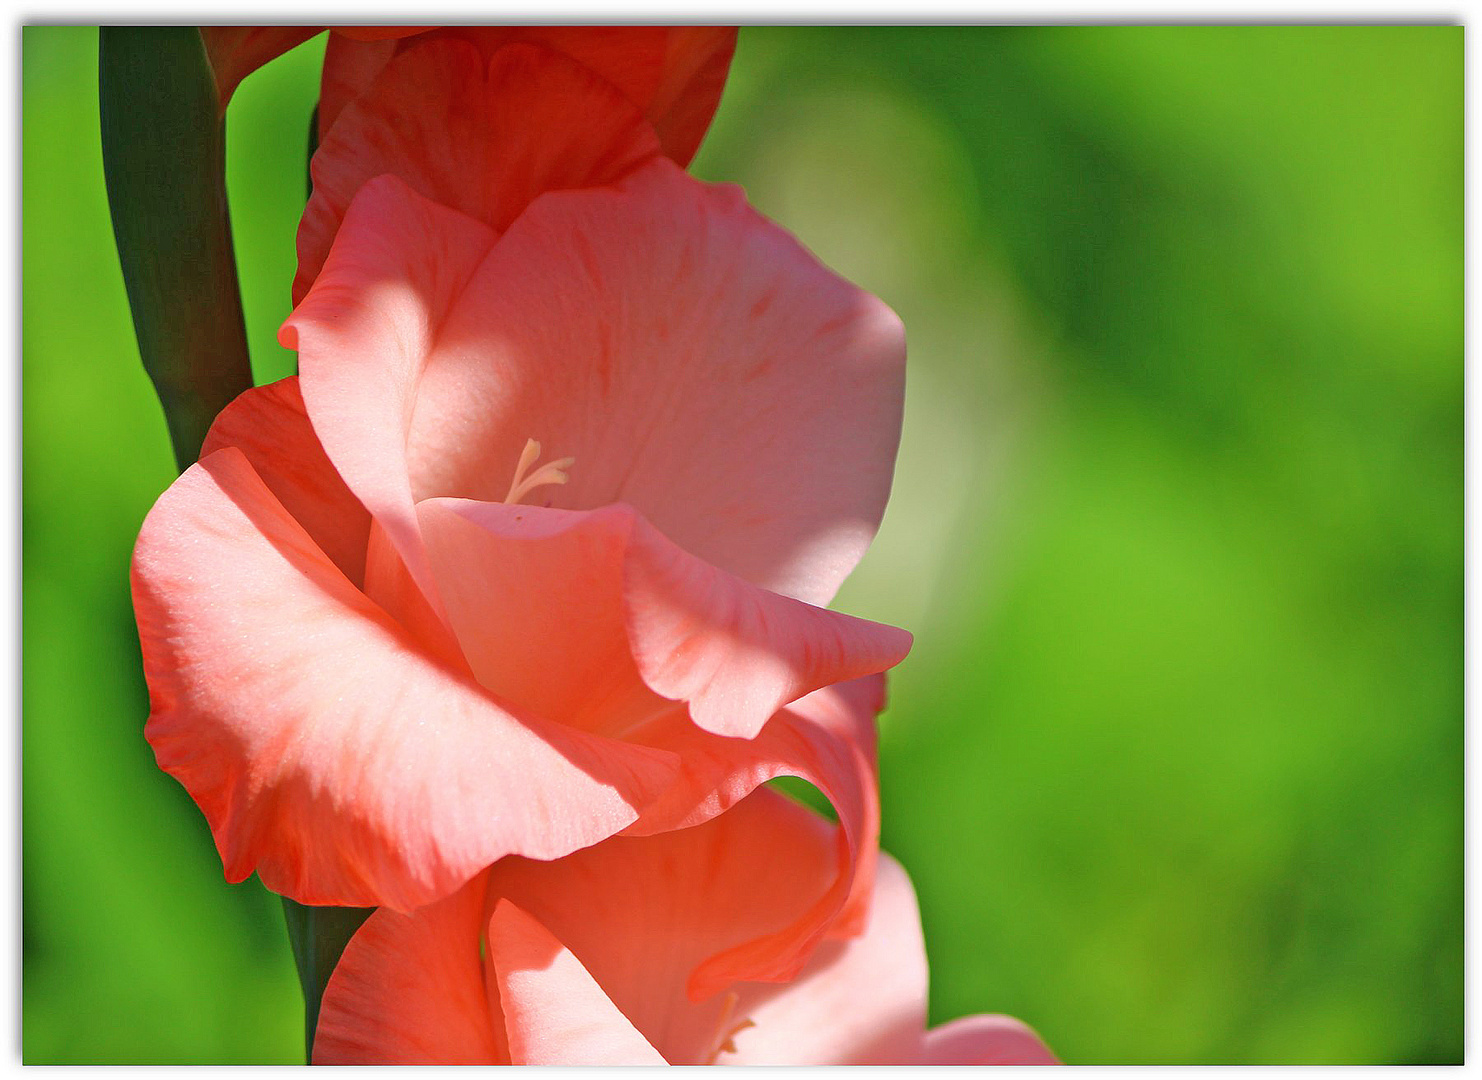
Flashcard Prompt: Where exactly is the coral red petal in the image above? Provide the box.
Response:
[332,25,434,42]
[422,27,733,164]
[316,26,731,163]
[133,448,678,911]
[624,676,884,998]
[199,376,369,587]
[489,901,666,1065]
[404,157,906,607]
[486,789,841,1064]
[726,854,928,1065]
[296,38,660,303]
[317,30,396,139]
[419,500,911,740]
[199,26,321,111]
[646,27,737,164]
[283,175,498,636]
[314,878,504,1064]
[921,1016,1061,1065]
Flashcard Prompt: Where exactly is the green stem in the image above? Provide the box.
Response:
[281,898,374,1059]
[98,26,252,471]
[101,28,368,1061]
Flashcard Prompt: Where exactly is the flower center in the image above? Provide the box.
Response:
[703,991,757,1064]
[503,438,575,506]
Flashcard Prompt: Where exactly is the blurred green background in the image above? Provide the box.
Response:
[23,24,1461,1064]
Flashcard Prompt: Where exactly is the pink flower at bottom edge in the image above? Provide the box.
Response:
[313,788,1059,1066]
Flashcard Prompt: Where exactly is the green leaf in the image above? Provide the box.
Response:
[280,899,373,1060]
[98,26,253,471]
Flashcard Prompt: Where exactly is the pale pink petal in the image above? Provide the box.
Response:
[726,853,928,1065]
[314,878,504,1064]
[199,26,321,111]
[282,175,497,636]
[489,901,666,1065]
[134,447,678,911]
[921,1015,1061,1065]
[404,157,906,606]
[289,162,904,613]
[296,38,660,303]
[624,677,884,998]
[418,499,911,740]
[486,789,841,1064]
[199,376,369,587]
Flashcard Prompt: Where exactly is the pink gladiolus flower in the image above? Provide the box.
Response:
[312,790,1059,1065]
[132,153,911,984]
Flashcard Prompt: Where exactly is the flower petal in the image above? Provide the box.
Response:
[921,1016,1061,1065]
[296,38,660,303]
[726,853,928,1065]
[199,26,321,110]
[625,676,885,998]
[644,27,738,165]
[314,878,503,1064]
[289,162,905,617]
[403,157,906,606]
[283,174,498,635]
[317,26,734,164]
[133,447,679,911]
[317,31,396,138]
[199,376,369,587]
[489,901,666,1065]
[418,499,911,740]
[485,788,842,1064]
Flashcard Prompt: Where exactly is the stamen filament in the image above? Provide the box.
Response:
[503,438,576,505]
[704,991,757,1064]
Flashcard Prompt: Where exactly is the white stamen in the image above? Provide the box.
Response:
[503,438,575,505]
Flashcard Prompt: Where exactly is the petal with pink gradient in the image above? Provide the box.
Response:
[133,448,679,911]
[725,854,928,1065]
[489,901,666,1065]
[296,38,660,303]
[362,486,891,997]
[486,788,843,1064]
[313,880,503,1064]
[199,376,369,587]
[418,499,911,740]
[288,162,905,614]
[282,175,497,634]
[314,791,844,1065]
[623,678,884,998]
[395,157,904,606]
[922,1016,1061,1065]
